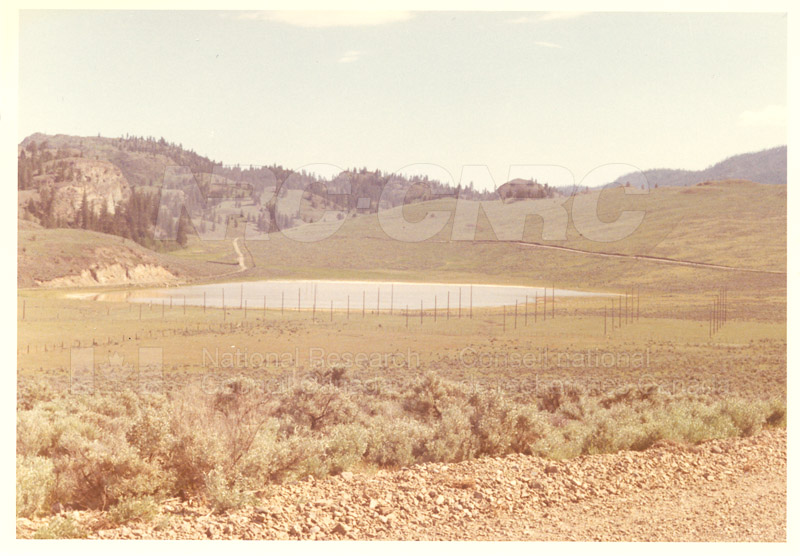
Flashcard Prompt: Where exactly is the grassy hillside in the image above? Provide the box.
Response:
[20,134,785,286]
[159,181,785,296]
[19,178,785,299]
[17,226,225,288]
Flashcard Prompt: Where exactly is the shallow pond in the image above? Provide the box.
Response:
[105,279,608,311]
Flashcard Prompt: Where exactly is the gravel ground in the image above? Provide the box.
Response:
[16,428,786,541]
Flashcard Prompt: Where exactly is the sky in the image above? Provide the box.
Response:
[17,10,787,189]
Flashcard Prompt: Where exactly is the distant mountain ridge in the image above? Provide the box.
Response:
[609,146,786,188]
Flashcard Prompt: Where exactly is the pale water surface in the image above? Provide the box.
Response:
[102,279,608,311]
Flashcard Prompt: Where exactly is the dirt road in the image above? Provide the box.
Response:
[232,237,247,271]
[488,239,786,275]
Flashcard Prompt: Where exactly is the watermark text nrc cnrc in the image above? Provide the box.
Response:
[201,346,651,371]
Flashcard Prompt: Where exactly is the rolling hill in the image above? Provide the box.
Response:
[16,225,229,288]
[17,133,786,292]
[609,146,786,188]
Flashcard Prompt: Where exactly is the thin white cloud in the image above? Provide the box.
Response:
[535,41,562,49]
[738,105,787,127]
[338,50,361,63]
[240,11,414,28]
[538,12,589,22]
[507,12,588,25]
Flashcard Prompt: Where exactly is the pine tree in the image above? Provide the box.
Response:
[176,214,189,247]
[79,190,90,229]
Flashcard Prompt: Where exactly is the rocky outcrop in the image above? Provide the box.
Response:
[36,263,175,288]
[26,242,180,288]
[497,179,550,203]
[44,158,132,220]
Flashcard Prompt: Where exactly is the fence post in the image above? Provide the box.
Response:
[713,297,716,333]
[470,284,473,319]
[709,304,712,337]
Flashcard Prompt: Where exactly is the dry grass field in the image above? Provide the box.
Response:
[16,181,786,538]
[222,181,787,285]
